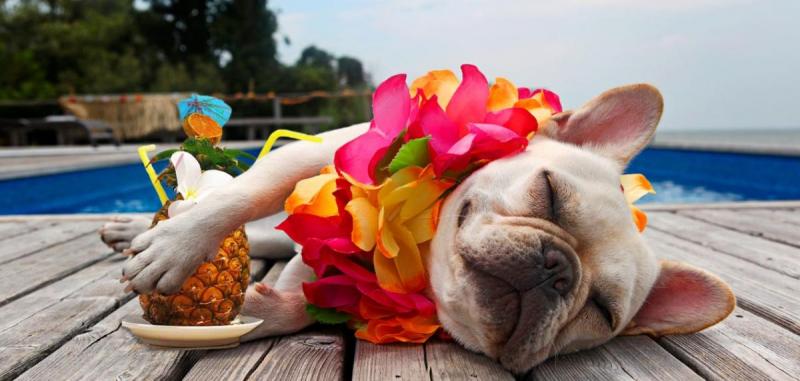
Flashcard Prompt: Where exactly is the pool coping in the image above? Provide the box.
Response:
[0,141,268,180]
[1,200,798,221]
[649,141,800,157]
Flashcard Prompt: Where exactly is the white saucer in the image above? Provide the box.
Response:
[121,314,263,349]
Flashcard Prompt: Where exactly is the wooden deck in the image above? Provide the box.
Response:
[0,203,798,380]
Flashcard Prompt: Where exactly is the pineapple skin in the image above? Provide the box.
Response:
[138,204,251,325]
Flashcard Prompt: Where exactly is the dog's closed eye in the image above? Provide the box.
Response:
[528,171,558,221]
[457,200,472,228]
[590,294,616,330]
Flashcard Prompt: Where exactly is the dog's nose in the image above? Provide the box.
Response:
[544,249,574,295]
[460,238,576,296]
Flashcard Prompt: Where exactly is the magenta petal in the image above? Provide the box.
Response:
[303,275,360,309]
[415,96,461,154]
[446,64,489,128]
[432,133,476,175]
[484,108,538,137]
[518,87,533,99]
[373,74,411,136]
[532,88,563,113]
[334,128,393,185]
[331,255,377,283]
[468,123,529,161]
[276,214,347,246]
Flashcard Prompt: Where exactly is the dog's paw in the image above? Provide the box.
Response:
[121,216,219,294]
[240,282,313,341]
[99,216,151,252]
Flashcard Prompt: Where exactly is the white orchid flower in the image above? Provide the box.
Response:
[167,151,233,217]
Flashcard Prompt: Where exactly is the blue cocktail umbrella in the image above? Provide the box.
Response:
[178,94,232,127]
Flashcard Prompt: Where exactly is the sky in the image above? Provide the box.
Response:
[270,0,799,131]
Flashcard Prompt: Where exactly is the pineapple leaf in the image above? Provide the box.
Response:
[150,148,178,163]
[305,304,351,325]
[223,148,257,160]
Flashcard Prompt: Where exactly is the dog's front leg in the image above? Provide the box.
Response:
[121,123,368,294]
[240,254,316,341]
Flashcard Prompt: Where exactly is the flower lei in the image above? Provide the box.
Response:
[277,64,652,344]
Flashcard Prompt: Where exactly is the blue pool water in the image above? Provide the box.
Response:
[1,148,799,214]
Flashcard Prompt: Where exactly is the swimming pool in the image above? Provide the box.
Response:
[1,148,799,214]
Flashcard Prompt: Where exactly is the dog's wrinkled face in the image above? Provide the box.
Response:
[427,84,735,373]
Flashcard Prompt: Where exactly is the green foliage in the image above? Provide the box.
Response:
[0,0,369,102]
[388,137,431,174]
[152,137,255,188]
[305,304,351,325]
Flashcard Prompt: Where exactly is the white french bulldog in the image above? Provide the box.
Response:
[103,84,735,373]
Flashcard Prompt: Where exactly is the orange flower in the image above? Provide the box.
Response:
[284,165,340,217]
[487,77,562,124]
[410,69,459,109]
[621,174,656,232]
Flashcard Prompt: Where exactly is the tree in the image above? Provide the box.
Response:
[337,56,366,88]
[0,0,368,101]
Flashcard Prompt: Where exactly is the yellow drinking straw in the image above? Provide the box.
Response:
[257,129,322,160]
[138,145,169,205]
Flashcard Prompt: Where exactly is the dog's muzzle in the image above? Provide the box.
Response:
[456,218,580,364]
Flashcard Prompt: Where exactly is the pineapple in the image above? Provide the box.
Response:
[136,93,254,326]
[138,202,251,325]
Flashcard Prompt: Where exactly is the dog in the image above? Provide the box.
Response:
[103,83,735,373]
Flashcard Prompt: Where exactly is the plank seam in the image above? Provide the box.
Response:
[646,224,798,279]
[0,251,115,308]
[0,229,99,266]
[242,340,277,381]
[650,235,800,335]
[677,211,800,250]
[79,319,122,354]
[0,296,124,381]
[0,222,49,243]
[601,346,637,380]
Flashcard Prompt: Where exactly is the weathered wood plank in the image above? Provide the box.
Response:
[679,208,800,247]
[659,307,800,381]
[183,261,284,381]
[644,229,800,334]
[246,326,345,381]
[353,343,427,381]
[0,234,114,307]
[0,297,118,380]
[527,336,701,381]
[14,258,268,381]
[742,208,800,226]
[16,300,204,381]
[648,212,800,278]
[0,254,129,380]
[0,256,127,332]
[425,339,514,380]
[191,259,346,381]
[0,220,55,241]
[0,220,102,264]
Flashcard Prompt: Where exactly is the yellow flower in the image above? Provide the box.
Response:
[348,166,452,293]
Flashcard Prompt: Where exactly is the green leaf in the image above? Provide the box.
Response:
[150,148,178,163]
[305,304,351,325]
[223,148,257,160]
[374,131,407,182]
[388,137,431,173]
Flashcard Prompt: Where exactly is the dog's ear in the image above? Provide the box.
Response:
[544,84,663,167]
[622,260,735,336]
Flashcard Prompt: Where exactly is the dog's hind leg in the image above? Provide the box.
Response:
[245,212,295,259]
[240,254,314,341]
